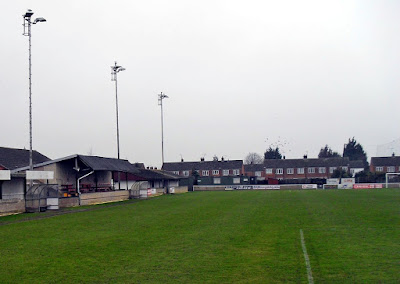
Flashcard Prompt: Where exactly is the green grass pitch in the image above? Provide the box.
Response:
[0,189,399,283]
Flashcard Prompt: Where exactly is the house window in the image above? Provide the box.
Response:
[308,167,315,174]
[387,166,395,173]
[173,171,180,175]
[183,171,189,177]
[214,178,221,184]
[297,168,304,174]
[287,168,294,174]
[329,167,336,174]
[202,170,209,176]
[233,169,240,175]
[255,171,262,177]
[212,170,220,175]
[319,167,326,174]
[276,168,283,174]
[222,169,229,176]
[265,168,273,174]
[375,166,383,172]
[233,177,240,184]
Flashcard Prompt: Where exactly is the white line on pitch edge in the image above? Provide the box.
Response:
[300,229,314,284]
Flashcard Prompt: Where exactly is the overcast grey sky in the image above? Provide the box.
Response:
[1,0,399,167]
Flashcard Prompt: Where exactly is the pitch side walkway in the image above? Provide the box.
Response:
[0,199,140,226]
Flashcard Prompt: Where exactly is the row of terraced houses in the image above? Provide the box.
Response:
[162,154,400,183]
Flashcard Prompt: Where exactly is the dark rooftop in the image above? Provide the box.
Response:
[244,163,265,172]
[0,147,50,170]
[79,155,140,173]
[371,156,400,167]
[12,154,142,174]
[162,160,243,171]
[134,169,181,180]
[349,160,365,168]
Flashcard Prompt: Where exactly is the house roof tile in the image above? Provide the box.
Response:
[371,156,400,167]
[244,163,265,172]
[162,160,243,171]
[349,160,365,168]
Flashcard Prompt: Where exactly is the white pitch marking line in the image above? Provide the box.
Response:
[300,229,314,284]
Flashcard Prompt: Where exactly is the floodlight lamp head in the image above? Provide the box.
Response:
[33,17,46,24]
[118,67,126,72]
[24,9,34,19]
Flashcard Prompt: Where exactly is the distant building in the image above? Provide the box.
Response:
[244,157,364,181]
[349,160,364,176]
[162,158,244,178]
[370,155,400,173]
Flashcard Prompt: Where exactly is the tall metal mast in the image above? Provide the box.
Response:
[111,61,126,161]
[111,62,125,190]
[22,9,46,175]
[158,92,169,165]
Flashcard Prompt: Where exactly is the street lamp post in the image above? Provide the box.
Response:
[22,9,46,176]
[111,62,125,190]
[158,92,169,165]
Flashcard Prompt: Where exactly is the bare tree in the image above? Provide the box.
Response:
[244,152,263,164]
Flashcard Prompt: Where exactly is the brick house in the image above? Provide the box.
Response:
[370,155,400,173]
[349,160,365,176]
[162,158,244,178]
[244,157,363,181]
